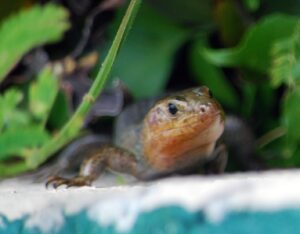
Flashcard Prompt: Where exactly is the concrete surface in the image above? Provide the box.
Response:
[0,170,300,233]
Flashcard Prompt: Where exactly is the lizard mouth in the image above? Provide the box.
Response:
[150,110,224,142]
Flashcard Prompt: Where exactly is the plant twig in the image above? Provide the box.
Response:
[71,0,126,58]
[256,126,287,149]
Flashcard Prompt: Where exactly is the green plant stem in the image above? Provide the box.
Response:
[22,0,142,170]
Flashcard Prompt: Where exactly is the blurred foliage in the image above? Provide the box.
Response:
[0,4,68,175]
[29,67,59,124]
[190,39,239,109]
[1,0,300,176]
[270,22,300,87]
[148,0,213,26]
[243,0,260,11]
[0,0,142,176]
[213,0,245,46]
[203,14,299,73]
[108,2,188,98]
[47,91,71,129]
[0,68,56,160]
[0,4,69,81]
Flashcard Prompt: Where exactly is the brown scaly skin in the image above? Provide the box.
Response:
[46,86,226,188]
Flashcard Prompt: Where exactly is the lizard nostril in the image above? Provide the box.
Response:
[200,106,206,113]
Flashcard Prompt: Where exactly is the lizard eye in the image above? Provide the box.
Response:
[168,103,178,115]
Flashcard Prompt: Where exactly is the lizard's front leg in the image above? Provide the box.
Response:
[46,145,142,188]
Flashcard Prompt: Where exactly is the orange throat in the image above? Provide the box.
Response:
[142,115,224,172]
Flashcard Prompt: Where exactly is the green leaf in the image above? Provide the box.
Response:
[0,3,69,82]
[282,87,300,143]
[203,14,299,73]
[214,0,245,46]
[243,0,260,11]
[262,138,299,168]
[260,0,300,16]
[110,3,188,98]
[0,89,31,131]
[190,39,239,109]
[1,88,23,108]
[240,81,257,117]
[270,23,300,87]
[149,0,213,25]
[29,67,59,124]
[48,91,71,129]
[0,126,50,160]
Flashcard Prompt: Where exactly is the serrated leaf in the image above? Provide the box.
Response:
[203,14,299,73]
[1,109,31,130]
[0,3,69,82]
[0,126,50,160]
[1,88,23,108]
[0,89,31,131]
[270,23,300,87]
[29,67,59,123]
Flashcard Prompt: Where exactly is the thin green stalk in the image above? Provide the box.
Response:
[25,0,142,169]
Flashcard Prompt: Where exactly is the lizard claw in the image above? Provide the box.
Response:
[46,175,93,188]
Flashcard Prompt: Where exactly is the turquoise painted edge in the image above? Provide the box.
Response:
[1,206,300,234]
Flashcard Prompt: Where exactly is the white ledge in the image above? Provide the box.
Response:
[0,169,300,232]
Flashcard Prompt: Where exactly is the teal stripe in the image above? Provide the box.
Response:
[1,206,300,234]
